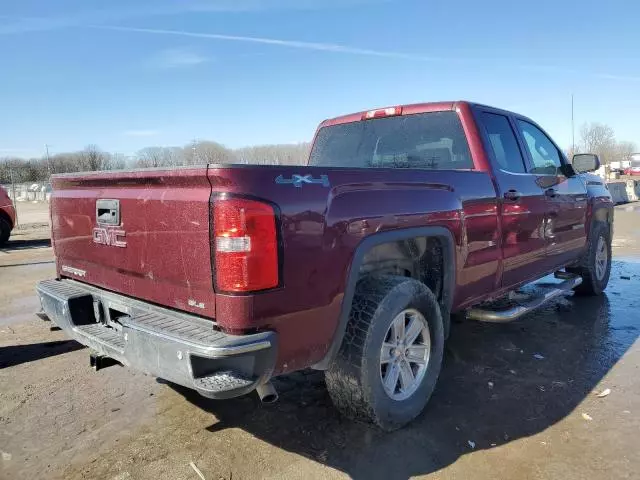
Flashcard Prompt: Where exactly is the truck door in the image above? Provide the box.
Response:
[476,110,550,289]
[514,119,589,267]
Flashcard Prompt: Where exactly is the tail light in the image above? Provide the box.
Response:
[212,196,279,292]
[362,106,402,120]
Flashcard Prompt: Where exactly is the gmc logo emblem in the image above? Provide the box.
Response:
[92,227,127,248]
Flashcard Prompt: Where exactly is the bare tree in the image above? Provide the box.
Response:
[81,144,108,171]
[165,147,185,166]
[135,146,185,168]
[106,153,127,170]
[579,123,616,164]
[234,143,310,165]
[135,147,165,168]
[190,141,235,164]
[615,141,638,162]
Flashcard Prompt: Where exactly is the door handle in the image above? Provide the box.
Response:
[504,190,521,201]
[545,188,557,198]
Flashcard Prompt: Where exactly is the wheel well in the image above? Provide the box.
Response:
[358,236,445,304]
[312,226,455,370]
[590,206,613,241]
[592,206,612,225]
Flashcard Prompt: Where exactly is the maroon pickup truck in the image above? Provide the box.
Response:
[37,101,613,430]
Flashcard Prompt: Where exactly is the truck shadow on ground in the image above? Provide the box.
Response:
[0,340,85,369]
[0,238,51,252]
[170,261,639,480]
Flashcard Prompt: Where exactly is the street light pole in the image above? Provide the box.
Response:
[8,160,18,226]
[45,144,52,177]
[571,94,575,154]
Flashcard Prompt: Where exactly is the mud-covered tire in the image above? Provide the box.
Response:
[0,216,11,246]
[325,275,444,431]
[569,222,611,296]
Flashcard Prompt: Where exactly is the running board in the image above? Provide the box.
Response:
[466,273,582,323]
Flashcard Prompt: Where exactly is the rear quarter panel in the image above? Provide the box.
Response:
[211,166,498,373]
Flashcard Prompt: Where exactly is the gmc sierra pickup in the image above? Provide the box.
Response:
[37,101,613,430]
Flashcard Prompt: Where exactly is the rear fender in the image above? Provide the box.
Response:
[583,174,614,240]
[312,226,455,370]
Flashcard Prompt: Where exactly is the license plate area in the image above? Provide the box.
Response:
[96,199,120,225]
[93,298,130,332]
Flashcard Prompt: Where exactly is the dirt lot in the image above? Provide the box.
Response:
[1,205,639,480]
[11,200,51,227]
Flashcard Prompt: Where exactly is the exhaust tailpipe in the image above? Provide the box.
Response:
[256,381,278,404]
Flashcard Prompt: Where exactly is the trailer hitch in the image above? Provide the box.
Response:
[89,352,121,371]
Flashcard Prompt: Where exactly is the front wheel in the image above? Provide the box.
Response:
[325,276,444,431]
[569,222,612,296]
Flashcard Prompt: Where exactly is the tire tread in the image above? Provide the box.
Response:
[325,275,443,430]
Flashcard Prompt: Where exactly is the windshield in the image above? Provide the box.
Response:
[309,112,473,170]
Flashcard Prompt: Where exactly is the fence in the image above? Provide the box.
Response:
[2,182,52,203]
[1,181,52,228]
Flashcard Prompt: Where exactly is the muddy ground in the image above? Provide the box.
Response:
[1,204,639,480]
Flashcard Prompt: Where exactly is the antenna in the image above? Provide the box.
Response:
[571,94,575,153]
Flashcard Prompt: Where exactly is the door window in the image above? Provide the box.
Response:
[516,120,562,175]
[481,113,526,173]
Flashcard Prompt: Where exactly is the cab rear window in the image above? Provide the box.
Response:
[309,111,473,170]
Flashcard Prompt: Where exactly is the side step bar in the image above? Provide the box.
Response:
[466,273,582,323]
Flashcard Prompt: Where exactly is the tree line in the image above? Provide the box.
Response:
[1,121,637,184]
[567,123,637,165]
[0,141,311,183]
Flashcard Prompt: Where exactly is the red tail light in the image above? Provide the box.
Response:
[213,197,279,292]
[362,106,402,120]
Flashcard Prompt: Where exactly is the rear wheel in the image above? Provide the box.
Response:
[569,222,611,296]
[325,276,444,431]
[0,216,11,246]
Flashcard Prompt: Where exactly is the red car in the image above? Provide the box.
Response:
[0,185,16,245]
[37,101,613,430]
[624,163,640,176]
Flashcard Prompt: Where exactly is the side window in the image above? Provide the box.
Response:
[480,113,526,173]
[516,120,562,175]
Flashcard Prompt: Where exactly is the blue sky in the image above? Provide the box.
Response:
[1,0,639,159]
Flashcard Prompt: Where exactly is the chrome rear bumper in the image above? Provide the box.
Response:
[36,279,277,399]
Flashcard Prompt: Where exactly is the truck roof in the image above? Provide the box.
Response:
[319,101,516,128]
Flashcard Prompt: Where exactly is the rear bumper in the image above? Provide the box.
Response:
[36,279,277,399]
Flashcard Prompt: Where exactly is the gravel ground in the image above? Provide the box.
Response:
[1,205,639,480]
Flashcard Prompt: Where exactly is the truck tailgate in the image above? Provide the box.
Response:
[50,167,216,318]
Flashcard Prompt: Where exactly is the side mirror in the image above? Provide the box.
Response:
[572,153,600,173]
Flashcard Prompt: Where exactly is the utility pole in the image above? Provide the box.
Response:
[7,160,18,226]
[571,94,575,154]
[45,143,52,177]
